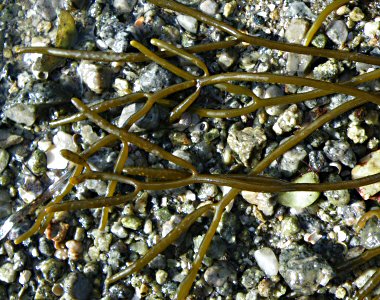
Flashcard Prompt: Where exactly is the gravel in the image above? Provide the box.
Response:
[1,0,380,299]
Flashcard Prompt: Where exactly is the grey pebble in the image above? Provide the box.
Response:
[285,2,316,20]
[177,15,198,33]
[63,272,92,300]
[139,63,173,93]
[323,140,356,168]
[113,0,137,13]
[199,0,218,15]
[279,245,334,295]
[38,258,65,283]
[279,145,307,177]
[204,262,234,287]
[360,216,380,249]
[326,20,348,45]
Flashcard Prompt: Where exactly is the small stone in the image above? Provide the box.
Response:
[281,216,300,238]
[277,172,320,208]
[241,191,275,216]
[177,15,198,33]
[217,50,237,70]
[254,247,279,276]
[279,146,307,177]
[92,230,113,252]
[19,270,32,285]
[27,149,47,176]
[286,53,312,75]
[323,174,350,207]
[130,241,148,255]
[264,85,286,116]
[227,126,267,167]
[349,7,365,22]
[323,140,356,168]
[139,63,172,93]
[364,21,379,38]
[352,150,380,200]
[65,240,83,260]
[111,221,128,238]
[285,19,309,44]
[38,258,64,283]
[223,1,236,17]
[204,262,233,287]
[360,216,380,249]
[0,263,16,283]
[118,102,160,130]
[63,272,92,300]
[0,149,9,174]
[121,216,142,230]
[156,270,168,285]
[326,20,348,45]
[279,245,334,295]
[241,267,264,289]
[53,131,78,152]
[78,62,111,94]
[272,104,302,135]
[4,104,36,126]
[113,0,137,13]
[311,34,327,48]
[285,2,316,20]
[199,0,218,15]
[347,124,367,144]
[313,60,341,80]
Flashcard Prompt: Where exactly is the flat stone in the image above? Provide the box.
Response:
[4,104,36,126]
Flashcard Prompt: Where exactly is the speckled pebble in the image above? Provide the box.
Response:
[279,245,334,295]
[204,262,233,287]
[324,140,357,168]
[4,104,36,126]
[0,263,16,283]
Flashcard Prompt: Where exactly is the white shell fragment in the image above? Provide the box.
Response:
[277,172,320,208]
[352,149,380,200]
[254,247,279,277]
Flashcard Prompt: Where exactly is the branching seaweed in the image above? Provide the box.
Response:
[8,0,380,299]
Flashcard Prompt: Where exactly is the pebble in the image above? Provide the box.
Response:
[241,267,264,289]
[285,2,316,20]
[156,270,168,285]
[363,21,380,38]
[111,221,128,239]
[264,85,286,116]
[272,104,302,135]
[279,245,334,295]
[177,15,198,34]
[139,63,172,93]
[4,104,36,126]
[349,7,365,22]
[19,270,32,285]
[0,263,16,283]
[323,174,350,206]
[352,150,380,200]
[326,20,348,45]
[38,258,65,282]
[27,149,47,176]
[285,19,309,44]
[254,247,279,277]
[360,215,380,249]
[227,126,267,167]
[113,0,137,13]
[65,240,83,260]
[199,0,218,15]
[121,215,142,230]
[286,53,312,75]
[241,191,275,216]
[53,131,78,153]
[323,140,356,168]
[277,172,320,208]
[78,62,111,94]
[204,262,233,287]
[279,146,307,177]
[63,272,92,300]
[217,50,237,70]
[118,102,160,130]
[0,149,9,174]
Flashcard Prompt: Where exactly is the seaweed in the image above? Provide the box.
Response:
[7,0,380,299]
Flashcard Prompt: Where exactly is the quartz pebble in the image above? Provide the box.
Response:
[78,62,111,94]
[326,20,348,45]
[113,0,137,13]
[199,0,218,15]
[352,150,380,200]
[254,247,279,277]
[4,104,36,126]
[177,15,198,33]
[0,263,16,283]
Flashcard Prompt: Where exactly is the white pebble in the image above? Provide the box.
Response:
[364,21,380,38]
[254,247,279,277]
[19,270,32,285]
[199,0,218,15]
[177,15,198,33]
